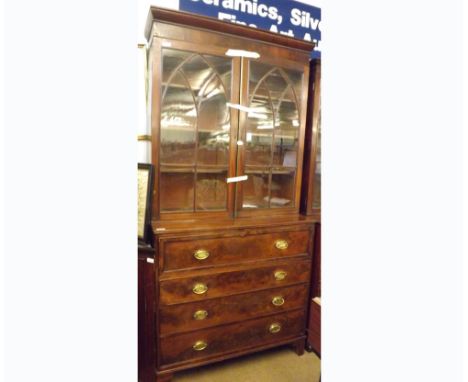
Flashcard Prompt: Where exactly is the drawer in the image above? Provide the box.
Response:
[160,283,308,335]
[160,229,310,271]
[159,259,311,305]
[160,309,305,366]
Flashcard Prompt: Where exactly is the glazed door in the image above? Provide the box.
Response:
[153,39,240,219]
[236,57,309,216]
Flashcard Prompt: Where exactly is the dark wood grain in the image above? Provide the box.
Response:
[160,283,308,335]
[161,229,310,271]
[160,309,305,366]
[159,258,311,305]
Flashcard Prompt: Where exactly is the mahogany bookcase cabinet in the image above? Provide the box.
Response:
[139,7,319,382]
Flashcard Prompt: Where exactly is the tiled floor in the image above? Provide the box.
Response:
[173,346,321,382]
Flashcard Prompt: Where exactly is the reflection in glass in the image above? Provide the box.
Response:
[160,49,232,212]
[196,170,228,211]
[273,86,299,166]
[242,61,303,209]
[160,70,197,164]
[245,85,273,166]
[242,170,269,209]
[196,74,230,166]
[270,170,295,208]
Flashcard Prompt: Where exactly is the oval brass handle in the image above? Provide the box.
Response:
[192,283,208,295]
[193,341,208,351]
[272,296,285,306]
[194,249,210,261]
[275,239,289,250]
[274,270,287,281]
[269,323,282,334]
[193,310,208,320]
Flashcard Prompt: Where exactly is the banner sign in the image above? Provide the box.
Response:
[179,0,321,59]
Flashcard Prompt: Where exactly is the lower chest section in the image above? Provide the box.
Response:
[154,223,314,369]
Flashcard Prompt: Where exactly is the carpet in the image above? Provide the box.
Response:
[173,346,321,382]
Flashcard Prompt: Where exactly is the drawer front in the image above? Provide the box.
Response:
[159,259,311,305]
[160,309,305,366]
[161,229,310,271]
[160,283,308,335]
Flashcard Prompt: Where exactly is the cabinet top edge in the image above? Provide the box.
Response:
[144,6,315,53]
[151,214,318,235]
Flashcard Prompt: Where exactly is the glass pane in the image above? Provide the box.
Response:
[160,49,233,213]
[196,169,228,211]
[180,55,231,166]
[160,70,196,165]
[283,68,303,107]
[245,84,273,166]
[312,111,321,209]
[203,55,232,97]
[160,167,195,212]
[197,74,230,165]
[273,85,299,166]
[242,61,304,211]
[270,169,295,208]
[242,169,269,209]
[162,50,192,84]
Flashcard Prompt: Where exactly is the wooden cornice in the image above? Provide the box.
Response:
[145,6,315,52]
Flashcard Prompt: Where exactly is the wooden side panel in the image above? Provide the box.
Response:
[300,59,321,216]
[160,283,308,335]
[307,301,321,356]
[162,229,310,271]
[160,309,305,366]
[138,246,156,382]
[311,223,321,298]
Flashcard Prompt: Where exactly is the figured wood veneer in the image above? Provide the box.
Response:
[159,283,308,335]
[161,229,310,271]
[159,309,305,366]
[159,258,311,305]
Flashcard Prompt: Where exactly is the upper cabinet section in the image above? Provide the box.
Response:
[146,7,314,221]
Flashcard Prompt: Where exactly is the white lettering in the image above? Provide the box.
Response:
[303,33,312,41]
[268,6,278,20]
[290,9,302,26]
[252,0,258,14]
[257,4,268,17]
[309,18,320,30]
[302,11,307,27]
[235,0,253,14]
[222,0,233,8]
[270,24,278,33]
